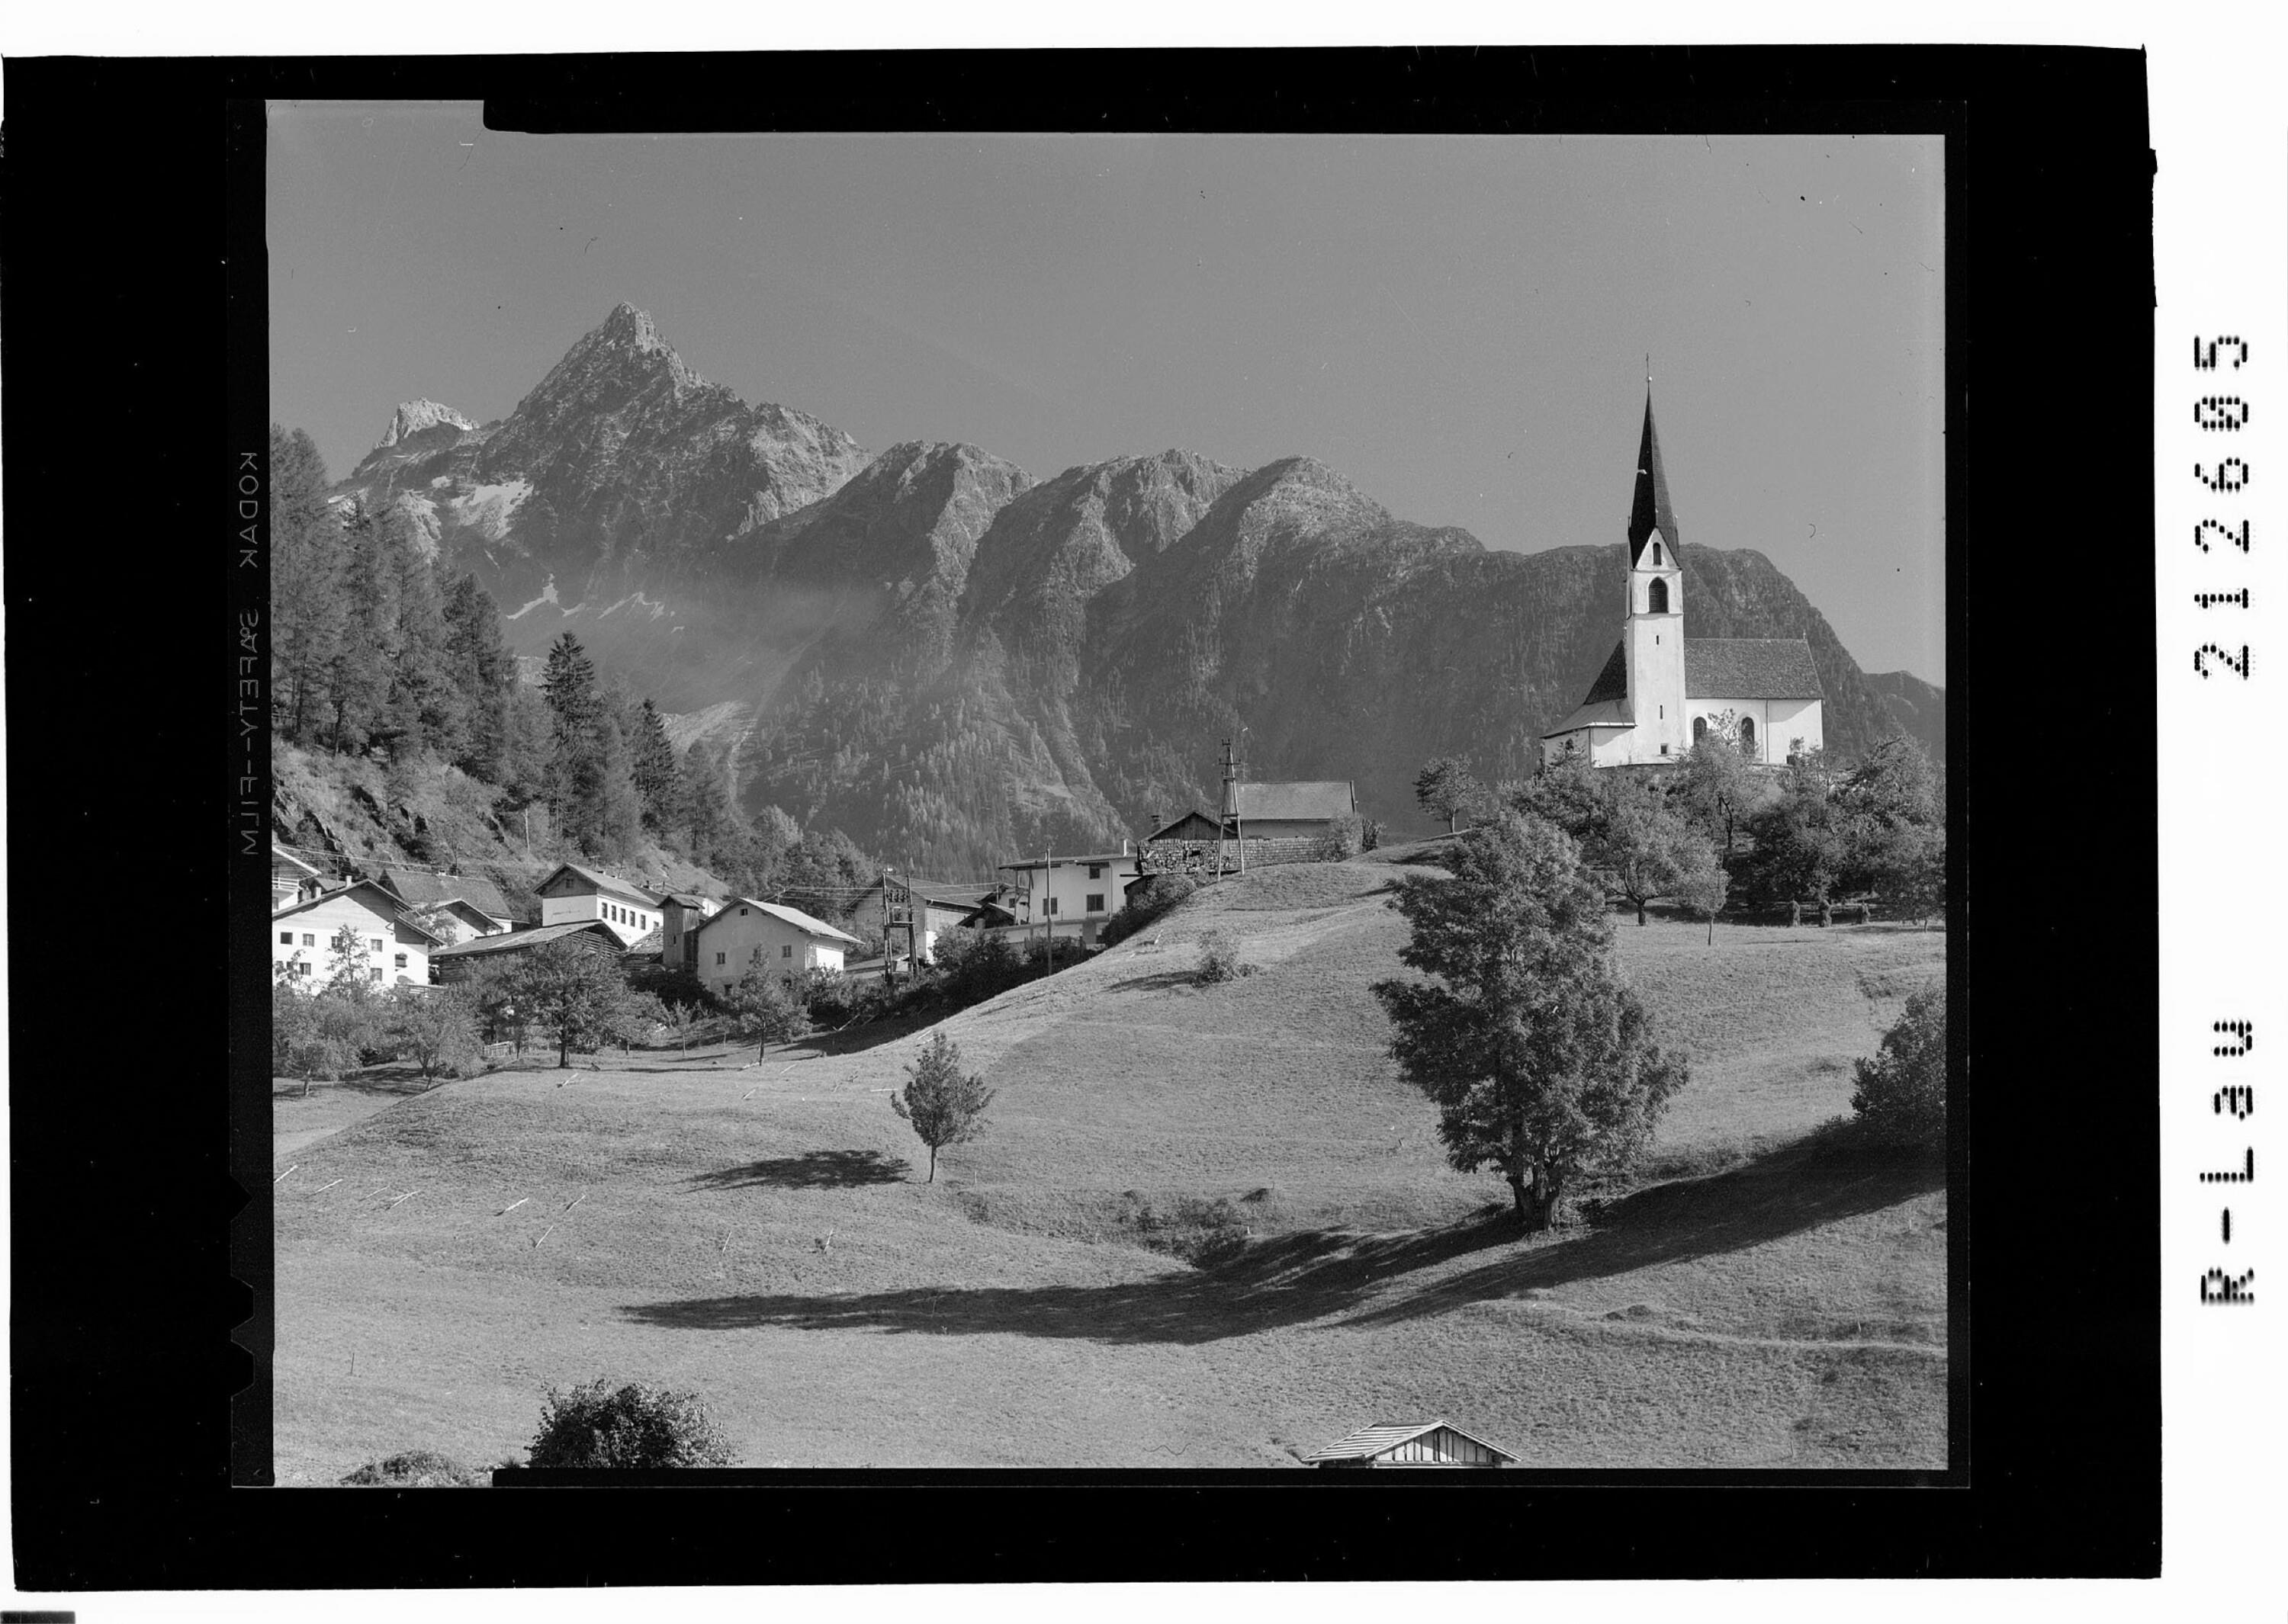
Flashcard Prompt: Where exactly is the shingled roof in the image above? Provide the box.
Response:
[429,920,624,961]
[1684,637,1824,700]
[1302,1419,1517,1466]
[1627,388,1681,566]
[374,865,519,923]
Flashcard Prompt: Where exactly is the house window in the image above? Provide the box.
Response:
[1087,864,1104,880]
[1647,578,1669,614]
[279,932,294,945]
[1086,894,1106,913]
[303,933,316,948]
[394,953,407,970]
[739,907,749,916]
[1660,743,1670,756]
[782,944,793,958]
[371,939,384,954]
[1739,717,1758,759]
[715,952,726,967]
[370,968,383,982]
[291,961,311,979]
[1047,897,1059,916]
[753,946,764,961]
[1693,716,1708,743]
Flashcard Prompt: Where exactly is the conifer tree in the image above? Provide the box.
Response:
[541,633,605,848]
[630,698,685,836]
[268,425,346,744]
[326,500,398,754]
[681,741,735,863]
[441,573,517,781]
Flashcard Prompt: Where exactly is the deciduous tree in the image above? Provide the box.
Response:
[1372,812,1689,1231]
[506,936,642,1068]
[1414,756,1485,834]
[726,961,806,1062]
[889,1030,996,1183]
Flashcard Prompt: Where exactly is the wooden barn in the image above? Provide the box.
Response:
[1303,1420,1516,1469]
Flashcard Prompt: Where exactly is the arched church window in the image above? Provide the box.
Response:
[1692,716,1708,744]
[1651,542,1663,566]
[1648,578,1669,614]
[1739,716,1757,759]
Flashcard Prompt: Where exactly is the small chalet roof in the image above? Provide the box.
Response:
[998,852,1135,871]
[374,865,520,922]
[535,861,660,910]
[1144,809,1227,842]
[625,927,665,957]
[1683,637,1824,700]
[270,881,447,945]
[272,843,324,879]
[1232,782,1355,822]
[1302,1420,1518,1465]
[695,898,865,947]
[429,920,623,961]
[656,891,711,909]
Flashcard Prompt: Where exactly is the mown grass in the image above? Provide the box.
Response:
[275,858,1948,1475]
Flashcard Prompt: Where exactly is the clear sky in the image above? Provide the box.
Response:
[269,104,1945,682]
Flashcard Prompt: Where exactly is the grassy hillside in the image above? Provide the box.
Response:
[275,859,1946,1475]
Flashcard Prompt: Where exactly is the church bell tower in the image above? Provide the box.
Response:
[1623,382,1687,761]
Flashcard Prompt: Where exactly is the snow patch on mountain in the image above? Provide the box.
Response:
[447,478,532,541]
[503,576,564,621]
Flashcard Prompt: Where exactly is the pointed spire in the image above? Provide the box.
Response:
[1627,383,1679,565]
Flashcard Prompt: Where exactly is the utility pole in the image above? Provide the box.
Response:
[1221,735,1246,875]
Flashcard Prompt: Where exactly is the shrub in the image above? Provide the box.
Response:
[386,987,484,1080]
[1100,874,1199,948]
[284,1035,356,1090]
[1195,929,1250,984]
[1319,814,1367,861]
[339,1449,489,1488]
[889,1030,997,1183]
[1851,984,1947,1147]
[526,1378,737,1468]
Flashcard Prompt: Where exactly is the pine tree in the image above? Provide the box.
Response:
[441,573,516,780]
[268,425,346,744]
[630,698,685,836]
[326,499,398,755]
[541,633,604,848]
[593,709,644,860]
[375,506,465,762]
[889,1031,996,1183]
[681,742,735,864]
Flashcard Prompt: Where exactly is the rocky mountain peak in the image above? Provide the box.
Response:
[375,399,475,451]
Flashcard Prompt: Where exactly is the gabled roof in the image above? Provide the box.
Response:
[270,881,447,945]
[656,891,712,909]
[693,898,865,947]
[998,852,1136,871]
[272,843,324,879]
[1684,637,1824,700]
[533,861,660,910]
[1302,1419,1517,1465]
[1232,782,1354,822]
[1627,387,1680,566]
[429,920,624,961]
[625,927,665,957]
[1144,809,1227,842]
[1579,640,1630,705]
[374,865,519,921]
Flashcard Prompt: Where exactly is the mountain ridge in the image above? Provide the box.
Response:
[332,303,1931,874]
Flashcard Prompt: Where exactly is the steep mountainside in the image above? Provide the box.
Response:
[336,303,1930,875]
[1862,669,1947,762]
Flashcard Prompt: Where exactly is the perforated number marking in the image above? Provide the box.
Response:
[2194,519,2250,554]
[2196,459,2251,492]
[2195,335,2250,370]
[2196,396,2251,429]
[2195,644,2250,679]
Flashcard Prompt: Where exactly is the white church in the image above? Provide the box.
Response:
[1541,388,1825,769]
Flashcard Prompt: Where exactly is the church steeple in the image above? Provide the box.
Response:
[1627,384,1679,566]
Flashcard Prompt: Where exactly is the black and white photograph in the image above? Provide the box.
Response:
[255,108,1952,1478]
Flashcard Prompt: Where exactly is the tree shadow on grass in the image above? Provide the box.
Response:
[686,1149,913,1191]
[625,1134,1942,1346]
[1102,970,1203,995]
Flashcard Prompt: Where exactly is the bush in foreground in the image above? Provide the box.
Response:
[1851,984,1947,1148]
[339,1449,488,1487]
[527,1378,737,1468]
[1194,929,1252,984]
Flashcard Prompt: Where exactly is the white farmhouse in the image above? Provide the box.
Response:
[995,846,1140,946]
[533,861,664,948]
[272,881,445,988]
[690,898,865,998]
[1541,387,1826,769]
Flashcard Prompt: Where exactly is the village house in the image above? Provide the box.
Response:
[867,875,1007,967]
[271,844,329,910]
[427,918,625,980]
[655,890,725,975]
[993,846,1141,946]
[1229,780,1358,840]
[371,865,523,936]
[532,861,664,948]
[1138,783,1358,875]
[272,880,445,989]
[690,899,865,998]
[1303,1420,1517,1469]
[1541,388,1827,769]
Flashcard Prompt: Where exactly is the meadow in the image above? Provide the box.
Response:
[273,856,1948,1475]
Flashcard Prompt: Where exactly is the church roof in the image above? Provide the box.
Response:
[1684,637,1824,699]
[1627,388,1680,566]
[1541,698,1634,738]
[1579,640,1629,704]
